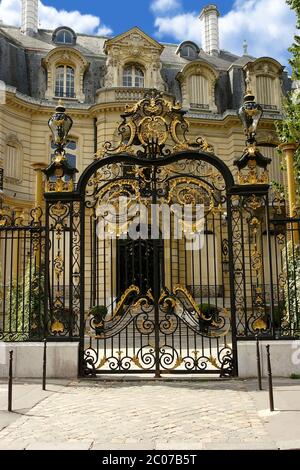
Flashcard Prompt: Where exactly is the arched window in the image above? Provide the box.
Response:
[176,41,200,60]
[182,45,196,58]
[123,65,144,88]
[189,75,209,110]
[52,27,76,45]
[56,29,73,44]
[55,66,75,98]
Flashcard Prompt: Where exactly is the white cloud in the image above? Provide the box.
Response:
[154,0,296,67]
[0,0,112,36]
[151,0,180,13]
[155,13,199,43]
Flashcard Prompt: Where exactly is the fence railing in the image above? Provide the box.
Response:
[0,225,46,341]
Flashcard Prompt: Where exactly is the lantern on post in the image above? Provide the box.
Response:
[44,101,78,192]
[235,72,271,184]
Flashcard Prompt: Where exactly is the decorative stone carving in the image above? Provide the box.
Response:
[177,61,219,112]
[43,47,89,103]
[244,58,284,110]
[103,27,165,90]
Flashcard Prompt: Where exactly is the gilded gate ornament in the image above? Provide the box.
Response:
[95,89,214,159]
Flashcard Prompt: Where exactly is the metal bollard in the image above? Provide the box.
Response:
[8,350,13,412]
[256,335,262,390]
[42,339,47,391]
[266,344,274,412]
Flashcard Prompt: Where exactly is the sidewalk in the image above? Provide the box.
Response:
[0,378,299,450]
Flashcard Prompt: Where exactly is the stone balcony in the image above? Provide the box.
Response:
[96,87,146,105]
[96,87,174,105]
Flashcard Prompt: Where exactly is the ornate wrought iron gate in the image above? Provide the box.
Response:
[2,93,300,378]
[45,92,238,376]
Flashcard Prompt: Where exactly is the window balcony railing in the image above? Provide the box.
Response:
[54,92,76,99]
[96,87,146,104]
[260,104,278,111]
[190,103,210,111]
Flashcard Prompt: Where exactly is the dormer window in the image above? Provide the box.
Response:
[176,41,200,60]
[52,27,76,46]
[43,48,88,103]
[244,58,284,112]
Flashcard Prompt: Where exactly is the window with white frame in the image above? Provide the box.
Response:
[56,29,73,45]
[4,140,23,183]
[55,65,75,98]
[123,65,144,88]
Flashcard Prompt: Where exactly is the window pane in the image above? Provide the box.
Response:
[66,140,77,150]
[135,67,144,88]
[55,66,65,97]
[66,67,75,98]
[189,75,209,108]
[123,66,132,87]
[56,30,72,44]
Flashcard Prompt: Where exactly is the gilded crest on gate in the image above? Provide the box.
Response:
[95,89,214,159]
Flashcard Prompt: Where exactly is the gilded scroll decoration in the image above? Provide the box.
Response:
[95,89,214,159]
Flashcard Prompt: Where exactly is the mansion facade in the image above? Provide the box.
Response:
[0,1,291,210]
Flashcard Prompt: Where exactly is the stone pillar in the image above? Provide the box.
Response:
[280,142,299,245]
[31,162,47,210]
[279,143,298,217]
[199,4,220,55]
[21,0,39,36]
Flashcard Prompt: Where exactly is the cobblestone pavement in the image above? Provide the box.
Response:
[0,380,271,449]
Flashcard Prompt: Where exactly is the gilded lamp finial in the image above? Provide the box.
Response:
[234,71,271,184]
[44,102,78,192]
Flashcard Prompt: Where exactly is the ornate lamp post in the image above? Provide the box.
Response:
[235,74,271,184]
[44,101,77,192]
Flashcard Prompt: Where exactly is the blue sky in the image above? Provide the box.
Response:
[0,0,297,71]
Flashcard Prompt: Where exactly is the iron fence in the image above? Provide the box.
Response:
[0,208,46,341]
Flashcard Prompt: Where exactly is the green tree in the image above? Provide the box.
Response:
[276,1,300,186]
[4,261,45,341]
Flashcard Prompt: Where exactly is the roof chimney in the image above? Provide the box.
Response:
[199,4,220,55]
[21,0,39,36]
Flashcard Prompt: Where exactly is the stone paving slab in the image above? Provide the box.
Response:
[0,379,299,450]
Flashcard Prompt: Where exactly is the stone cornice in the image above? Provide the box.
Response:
[2,86,284,123]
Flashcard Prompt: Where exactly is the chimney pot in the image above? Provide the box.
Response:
[21,0,39,36]
[200,4,220,55]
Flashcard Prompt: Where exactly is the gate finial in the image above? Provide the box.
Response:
[44,102,78,192]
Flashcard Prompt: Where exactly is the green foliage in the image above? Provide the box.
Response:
[287,1,300,77]
[90,305,108,319]
[4,262,45,341]
[283,242,300,332]
[197,303,219,318]
[275,2,300,188]
[290,373,300,379]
